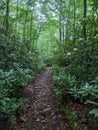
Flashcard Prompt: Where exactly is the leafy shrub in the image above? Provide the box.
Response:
[0,32,45,127]
[0,69,28,124]
[67,83,98,105]
[0,97,25,124]
[89,108,98,117]
[0,69,32,97]
[52,65,98,117]
[52,65,77,99]
[63,108,81,130]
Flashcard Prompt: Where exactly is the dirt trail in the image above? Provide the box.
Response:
[11,67,69,130]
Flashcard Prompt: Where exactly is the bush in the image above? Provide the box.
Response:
[0,69,28,124]
[0,34,44,125]
[52,65,77,99]
[52,65,98,117]
[0,97,25,124]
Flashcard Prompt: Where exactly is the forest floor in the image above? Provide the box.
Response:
[10,67,70,130]
[10,67,98,130]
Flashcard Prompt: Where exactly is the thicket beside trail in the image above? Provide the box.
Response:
[10,68,70,130]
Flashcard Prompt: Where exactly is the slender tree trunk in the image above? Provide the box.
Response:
[62,0,66,43]
[66,0,70,40]
[30,11,33,45]
[23,18,26,43]
[5,0,9,36]
[15,0,19,31]
[83,0,87,47]
[62,23,65,43]
[96,12,98,49]
[59,15,62,41]
[83,0,88,70]
[59,0,62,42]
[23,5,28,44]
[73,0,76,44]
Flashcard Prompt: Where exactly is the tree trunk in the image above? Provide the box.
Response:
[83,0,87,47]
[73,0,76,44]
[5,0,9,36]
[59,15,62,41]
[66,0,70,40]
[30,12,33,45]
[83,0,88,70]
[15,0,19,31]
[23,5,29,44]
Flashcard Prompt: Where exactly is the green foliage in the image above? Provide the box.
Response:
[0,2,45,125]
[0,0,98,128]
[0,98,25,124]
[0,68,32,97]
[52,64,98,117]
[52,65,77,98]
[89,108,98,117]
[63,108,81,130]
[0,69,27,124]
[68,83,98,102]
[0,32,44,124]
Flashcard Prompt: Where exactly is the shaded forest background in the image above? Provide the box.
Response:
[0,0,98,129]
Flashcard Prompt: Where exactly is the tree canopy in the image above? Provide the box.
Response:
[0,0,98,129]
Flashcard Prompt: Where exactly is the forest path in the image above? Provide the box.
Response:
[11,67,70,130]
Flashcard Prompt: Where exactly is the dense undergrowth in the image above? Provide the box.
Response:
[52,39,98,128]
[0,0,98,129]
[0,33,45,129]
[51,1,98,126]
[51,41,98,129]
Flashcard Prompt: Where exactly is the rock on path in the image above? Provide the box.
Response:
[10,67,70,130]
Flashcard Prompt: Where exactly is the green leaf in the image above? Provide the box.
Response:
[89,108,98,117]
[85,100,98,105]
[9,115,17,124]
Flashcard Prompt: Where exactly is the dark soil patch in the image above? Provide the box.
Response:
[10,68,70,130]
[65,98,98,130]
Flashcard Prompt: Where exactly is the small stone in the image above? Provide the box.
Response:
[41,120,47,123]
[58,114,62,118]
[43,108,52,113]
[20,116,27,122]
[36,117,40,122]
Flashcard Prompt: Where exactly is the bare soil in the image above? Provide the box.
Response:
[10,67,70,130]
